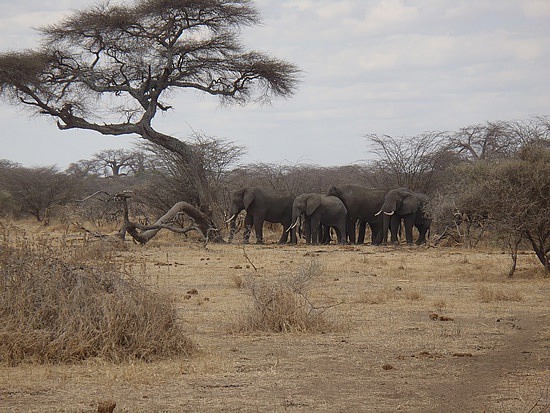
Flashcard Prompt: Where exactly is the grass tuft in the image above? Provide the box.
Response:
[478,285,523,303]
[235,260,334,333]
[0,244,195,365]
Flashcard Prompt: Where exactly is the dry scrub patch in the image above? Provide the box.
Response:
[1,222,549,412]
[233,260,336,333]
[0,241,195,365]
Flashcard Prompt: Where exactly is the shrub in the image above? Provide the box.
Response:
[237,260,333,333]
[0,244,195,365]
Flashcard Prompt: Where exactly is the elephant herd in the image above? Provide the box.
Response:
[226,185,431,246]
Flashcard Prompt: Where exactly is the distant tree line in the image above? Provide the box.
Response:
[1,116,549,273]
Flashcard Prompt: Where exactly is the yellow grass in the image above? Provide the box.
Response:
[1,220,549,412]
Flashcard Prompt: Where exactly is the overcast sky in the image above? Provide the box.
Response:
[1,0,549,168]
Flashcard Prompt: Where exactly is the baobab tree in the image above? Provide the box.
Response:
[0,0,299,241]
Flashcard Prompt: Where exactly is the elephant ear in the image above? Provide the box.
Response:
[243,188,255,209]
[306,194,322,216]
[399,193,420,215]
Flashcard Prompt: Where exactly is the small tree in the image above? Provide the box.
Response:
[453,144,550,276]
[0,165,78,221]
[0,0,299,240]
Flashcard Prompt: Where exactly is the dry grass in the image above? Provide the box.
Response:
[478,285,524,303]
[0,242,195,365]
[358,286,423,304]
[1,220,549,413]
[234,260,335,333]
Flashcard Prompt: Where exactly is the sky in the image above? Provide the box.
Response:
[0,0,549,169]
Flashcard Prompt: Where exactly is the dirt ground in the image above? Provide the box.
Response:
[1,225,550,413]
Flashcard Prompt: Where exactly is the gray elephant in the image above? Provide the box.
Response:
[377,188,430,245]
[290,193,347,244]
[326,185,387,244]
[227,187,295,244]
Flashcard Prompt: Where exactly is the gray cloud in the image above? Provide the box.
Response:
[1,0,549,167]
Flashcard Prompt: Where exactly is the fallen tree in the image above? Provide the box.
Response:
[115,192,219,245]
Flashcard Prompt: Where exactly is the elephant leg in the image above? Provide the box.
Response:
[289,220,297,244]
[254,218,265,244]
[380,215,391,244]
[415,222,429,245]
[346,218,356,244]
[390,216,401,244]
[278,222,289,244]
[303,217,312,244]
[403,215,415,245]
[369,222,380,245]
[310,217,321,245]
[319,224,328,244]
[337,222,347,244]
[415,231,426,245]
[243,214,253,244]
[356,220,366,244]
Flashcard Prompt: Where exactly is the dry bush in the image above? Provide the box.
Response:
[235,260,335,333]
[478,286,523,303]
[0,244,195,365]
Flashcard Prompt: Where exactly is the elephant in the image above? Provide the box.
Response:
[289,193,347,244]
[376,188,430,245]
[227,187,295,244]
[326,185,387,244]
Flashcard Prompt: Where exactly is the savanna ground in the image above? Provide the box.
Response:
[1,221,549,413]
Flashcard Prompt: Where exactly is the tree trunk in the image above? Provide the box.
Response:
[507,234,522,278]
[524,229,550,274]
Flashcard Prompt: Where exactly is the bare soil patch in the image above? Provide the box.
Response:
[1,225,549,412]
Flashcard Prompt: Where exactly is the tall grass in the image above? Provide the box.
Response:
[0,242,195,365]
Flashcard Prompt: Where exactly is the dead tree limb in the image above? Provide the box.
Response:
[115,193,220,244]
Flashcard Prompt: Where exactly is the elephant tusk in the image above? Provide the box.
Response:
[287,219,299,231]
[383,211,395,216]
[225,213,237,223]
[375,210,381,216]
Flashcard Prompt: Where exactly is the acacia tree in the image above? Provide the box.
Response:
[88,149,149,177]
[0,0,299,241]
